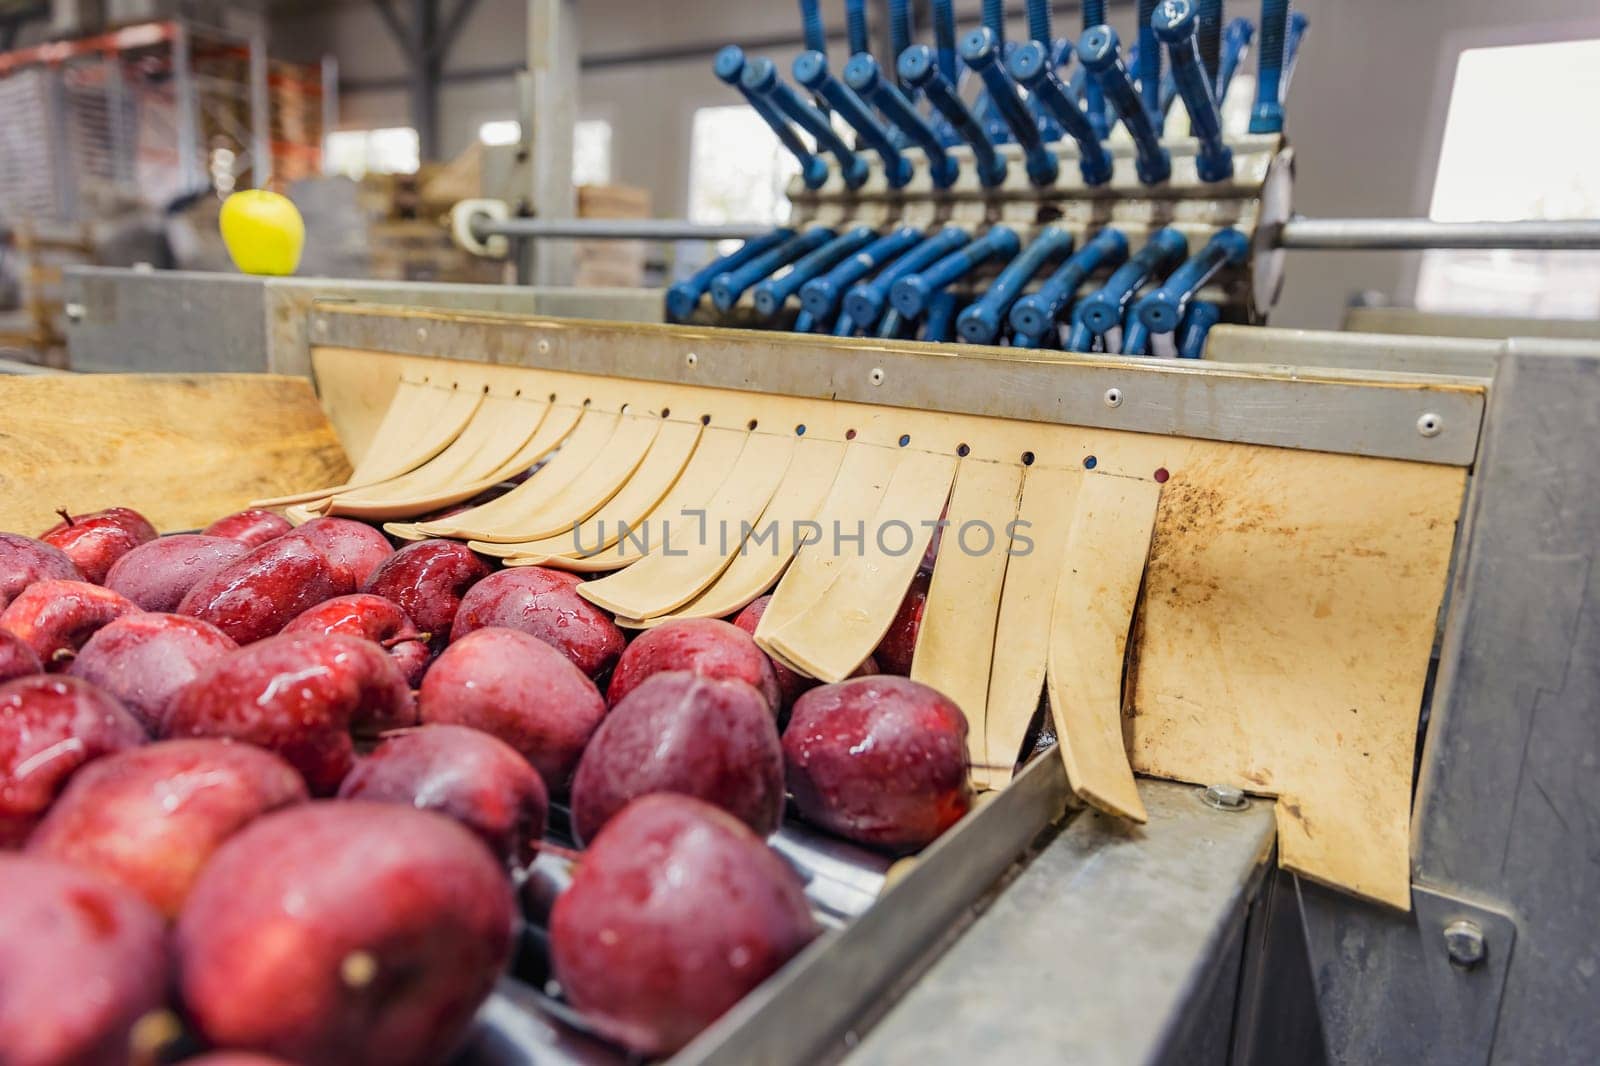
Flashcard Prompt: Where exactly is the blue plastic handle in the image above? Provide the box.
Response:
[798,0,826,57]
[845,55,960,188]
[666,227,797,322]
[801,226,924,320]
[1007,42,1113,186]
[1008,227,1130,337]
[899,46,1008,187]
[794,51,913,187]
[1082,0,1111,139]
[710,227,836,312]
[961,28,1060,186]
[1196,0,1223,85]
[922,292,961,343]
[931,0,961,84]
[1250,0,1287,133]
[889,0,915,72]
[1073,227,1189,338]
[1216,17,1254,103]
[833,311,859,337]
[1154,1,1234,183]
[891,226,1022,320]
[1065,314,1096,353]
[844,226,972,329]
[1177,300,1221,358]
[957,227,1075,345]
[1121,309,1152,356]
[742,58,869,188]
[1078,26,1172,184]
[753,226,880,318]
[714,47,829,190]
[1136,0,1163,127]
[1134,227,1250,333]
[793,310,817,334]
[1282,10,1308,104]
[845,0,870,56]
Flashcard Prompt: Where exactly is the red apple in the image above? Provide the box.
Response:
[0,579,141,670]
[550,794,818,1056]
[39,506,158,584]
[0,532,82,610]
[0,629,42,684]
[418,627,604,791]
[783,676,972,851]
[283,593,432,687]
[287,517,395,587]
[450,567,625,680]
[0,675,146,846]
[66,613,238,734]
[204,508,293,548]
[177,535,353,645]
[0,855,168,1066]
[176,802,514,1066]
[571,672,783,844]
[161,633,415,795]
[874,571,930,676]
[733,595,878,713]
[362,540,492,652]
[28,739,306,918]
[338,724,548,866]
[104,534,249,612]
[606,617,780,712]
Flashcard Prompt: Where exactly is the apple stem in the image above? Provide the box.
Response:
[50,647,76,665]
[55,508,74,527]
[340,950,379,989]
[379,633,428,650]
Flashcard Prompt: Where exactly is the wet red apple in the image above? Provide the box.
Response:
[0,629,42,684]
[204,508,293,548]
[338,724,548,866]
[783,675,972,851]
[104,534,249,612]
[177,535,352,645]
[39,506,158,585]
[0,532,82,610]
[176,801,514,1066]
[418,627,604,791]
[733,595,877,714]
[550,794,818,1056]
[66,613,237,732]
[0,674,146,846]
[874,571,930,676]
[606,617,780,711]
[571,672,783,844]
[0,854,168,1066]
[0,579,141,670]
[28,739,306,917]
[283,593,431,687]
[363,540,492,652]
[450,566,625,680]
[287,517,395,587]
[161,633,415,795]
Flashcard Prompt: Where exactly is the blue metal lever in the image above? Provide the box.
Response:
[1121,308,1153,355]
[1154,1,1234,183]
[1136,0,1163,128]
[845,0,870,57]
[1082,1,1111,139]
[1134,227,1250,333]
[742,58,869,189]
[899,46,1008,187]
[957,227,1075,345]
[844,55,960,188]
[753,226,880,318]
[1177,300,1221,358]
[793,51,913,187]
[1073,227,1189,340]
[1079,26,1172,184]
[714,47,829,190]
[930,0,961,85]
[1196,0,1223,86]
[889,0,915,83]
[1008,227,1129,337]
[798,0,826,57]
[710,227,836,312]
[922,292,960,343]
[1216,17,1254,103]
[1250,0,1287,133]
[844,226,971,329]
[961,28,1060,186]
[1282,11,1308,104]
[666,227,796,322]
[891,226,1022,320]
[801,226,924,320]
[1008,42,1114,186]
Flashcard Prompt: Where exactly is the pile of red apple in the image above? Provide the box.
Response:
[1,504,973,1065]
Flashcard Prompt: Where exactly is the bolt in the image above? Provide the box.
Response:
[1444,919,1486,968]
[870,367,885,386]
[537,339,551,354]
[685,352,698,368]
[1103,387,1123,408]
[64,301,86,323]
[416,327,428,341]
[1201,784,1249,811]
[1417,412,1442,438]
[314,318,328,334]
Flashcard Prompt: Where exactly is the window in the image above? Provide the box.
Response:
[478,119,521,147]
[1414,40,1600,318]
[686,105,799,227]
[324,127,420,178]
[476,117,612,185]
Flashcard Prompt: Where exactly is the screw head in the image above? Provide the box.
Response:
[1201,784,1250,811]
[537,339,551,355]
[1444,919,1486,968]
[685,352,698,368]
[416,327,428,342]
[869,367,885,386]
[1104,387,1123,409]
[64,301,86,323]
[314,318,328,334]
[1417,412,1442,438]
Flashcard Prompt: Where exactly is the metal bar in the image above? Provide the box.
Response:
[320,55,339,174]
[370,0,419,63]
[411,0,440,159]
[473,217,770,243]
[170,21,204,194]
[430,0,481,63]
[249,32,272,187]
[1275,217,1600,251]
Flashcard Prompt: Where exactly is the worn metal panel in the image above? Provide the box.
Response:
[1205,324,1498,379]
[842,782,1275,1066]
